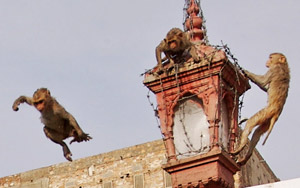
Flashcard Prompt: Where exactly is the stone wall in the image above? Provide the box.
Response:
[0,140,169,188]
[0,139,277,188]
[239,149,279,187]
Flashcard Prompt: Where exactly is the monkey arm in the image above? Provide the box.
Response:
[155,41,166,69]
[244,70,271,92]
[12,96,33,111]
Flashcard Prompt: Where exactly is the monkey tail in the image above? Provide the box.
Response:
[238,117,248,125]
[262,131,272,145]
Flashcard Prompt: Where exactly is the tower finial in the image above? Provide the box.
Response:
[184,0,204,43]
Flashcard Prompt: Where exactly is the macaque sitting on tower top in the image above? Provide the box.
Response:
[12,88,92,161]
[232,53,290,165]
[155,28,200,71]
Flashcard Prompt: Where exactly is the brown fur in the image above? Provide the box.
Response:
[12,88,92,161]
[155,28,199,70]
[232,53,290,165]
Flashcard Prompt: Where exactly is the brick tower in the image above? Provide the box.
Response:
[143,1,250,187]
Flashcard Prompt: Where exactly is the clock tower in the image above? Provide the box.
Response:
[143,1,250,187]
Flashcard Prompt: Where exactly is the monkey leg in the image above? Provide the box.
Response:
[237,123,269,166]
[43,127,73,161]
[231,119,257,155]
[70,131,92,144]
[231,108,268,155]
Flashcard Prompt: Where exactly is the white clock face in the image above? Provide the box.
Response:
[173,98,210,159]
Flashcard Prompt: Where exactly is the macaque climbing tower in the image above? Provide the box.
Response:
[143,1,250,188]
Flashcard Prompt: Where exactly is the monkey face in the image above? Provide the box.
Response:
[266,55,277,68]
[168,40,178,50]
[266,59,271,68]
[32,88,50,112]
[266,53,287,68]
[34,100,45,112]
[266,54,276,67]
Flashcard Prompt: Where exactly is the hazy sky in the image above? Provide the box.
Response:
[0,0,299,181]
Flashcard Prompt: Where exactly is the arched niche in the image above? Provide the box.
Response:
[173,96,210,159]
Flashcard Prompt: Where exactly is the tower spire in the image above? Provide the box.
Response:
[184,0,204,42]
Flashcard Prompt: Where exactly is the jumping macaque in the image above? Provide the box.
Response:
[12,88,92,161]
[232,53,290,165]
[155,28,200,70]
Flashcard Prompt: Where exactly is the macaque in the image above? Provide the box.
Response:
[12,88,92,161]
[232,53,290,165]
[155,28,200,70]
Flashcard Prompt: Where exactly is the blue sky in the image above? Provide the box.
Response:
[0,0,299,180]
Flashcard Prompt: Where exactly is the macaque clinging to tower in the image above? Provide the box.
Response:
[232,53,290,165]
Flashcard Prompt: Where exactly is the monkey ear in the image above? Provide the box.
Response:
[279,56,286,63]
[178,33,183,38]
[46,89,51,96]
